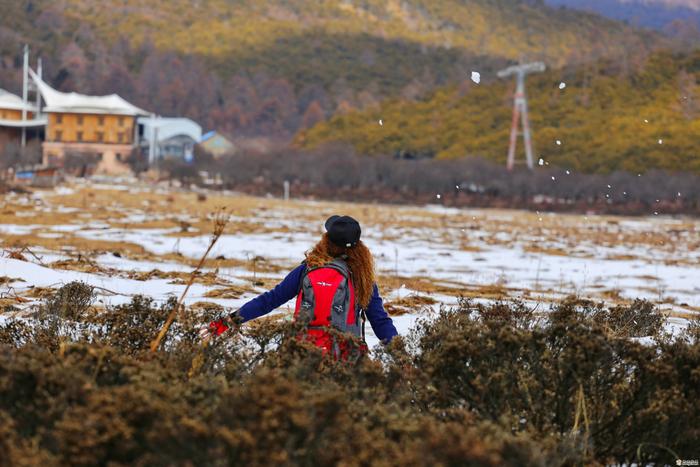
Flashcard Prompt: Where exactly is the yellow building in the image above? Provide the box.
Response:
[30,69,149,175]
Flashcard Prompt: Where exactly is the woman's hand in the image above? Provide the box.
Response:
[199,312,240,340]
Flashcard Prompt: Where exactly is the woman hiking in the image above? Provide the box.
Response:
[203,215,398,356]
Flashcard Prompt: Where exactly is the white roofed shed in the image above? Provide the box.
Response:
[137,117,202,143]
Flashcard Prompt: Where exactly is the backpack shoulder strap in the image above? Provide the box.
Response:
[296,257,351,295]
[297,262,310,294]
[326,257,350,278]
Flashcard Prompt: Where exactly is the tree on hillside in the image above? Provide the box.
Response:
[300,101,326,130]
[676,70,699,120]
[57,42,88,91]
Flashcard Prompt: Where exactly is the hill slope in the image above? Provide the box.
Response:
[545,0,700,32]
[0,0,664,137]
[297,50,700,174]
[48,0,660,66]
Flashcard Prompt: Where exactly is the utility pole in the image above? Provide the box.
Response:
[34,57,42,115]
[21,44,29,148]
[148,114,157,167]
[497,62,545,171]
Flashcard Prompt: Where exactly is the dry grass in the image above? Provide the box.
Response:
[187,301,226,313]
[0,204,77,226]
[0,297,20,307]
[48,186,268,220]
[602,289,624,301]
[2,182,699,310]
[128,269,227,286]
[524,245,577,257]
[665,308,700,319]
[24,286,56,299]
[377,275,463,296]
[2,234,150,258]
[203,284,255,299]
[459,244,484,252]
[447,283,528,301]
[151,208,230,352]
[50,259,113,275]
[0,276,24,285]
[238,275,280,289]
[384,293,438,316]
[605,254,639,261]
[637,275,661,281]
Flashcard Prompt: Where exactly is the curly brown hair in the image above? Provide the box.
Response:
[305,233,376,309]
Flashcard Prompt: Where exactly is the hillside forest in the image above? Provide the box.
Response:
[298,50,700,174]
[0,0,696,175]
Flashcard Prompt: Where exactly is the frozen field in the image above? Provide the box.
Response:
[1,180,698,347]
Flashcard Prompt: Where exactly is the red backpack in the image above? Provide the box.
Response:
[294,258,365,358]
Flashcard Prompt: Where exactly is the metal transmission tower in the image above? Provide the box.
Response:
[497,62,545,171]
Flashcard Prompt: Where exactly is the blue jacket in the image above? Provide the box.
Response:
[238,264,398,343]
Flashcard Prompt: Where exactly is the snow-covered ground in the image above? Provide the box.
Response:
[1,180,698,347]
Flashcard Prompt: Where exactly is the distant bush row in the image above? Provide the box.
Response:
[0,282,698,465]
[179,145,700,215]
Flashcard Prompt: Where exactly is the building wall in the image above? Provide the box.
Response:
[0,109,35,120]
[0,127,20,148]
[42,141,133,175]
[46,113,135,145]
[201,134,235,157]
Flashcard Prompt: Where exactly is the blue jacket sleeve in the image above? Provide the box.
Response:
[365,284,398,344]
[237,264,305,322]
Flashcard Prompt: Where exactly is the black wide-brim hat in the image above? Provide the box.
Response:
[325,215,361,248]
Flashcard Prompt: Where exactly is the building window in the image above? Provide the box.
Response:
[55,130,62,142]
[118,116,125,127]
[56,114,63,124]
[117,132,124,143]
[96,131,104,143]
[77,115,84,125]
[98,116,104,125]
[77,131,83,142]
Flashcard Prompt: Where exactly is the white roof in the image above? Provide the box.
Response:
[29,69,149,116]
[137,117,202,143]
[0,88,37,112]
[0,116,48,128]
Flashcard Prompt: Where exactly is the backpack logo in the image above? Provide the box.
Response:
[316,281,333,287]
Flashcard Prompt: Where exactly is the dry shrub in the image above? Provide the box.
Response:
[91,295,178,355]
[40,281,95,321]
[0,285,697,465]
[590,298,665,337]
[412,298,699,464]
[3,282,98,352]
[684,315,700,343]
